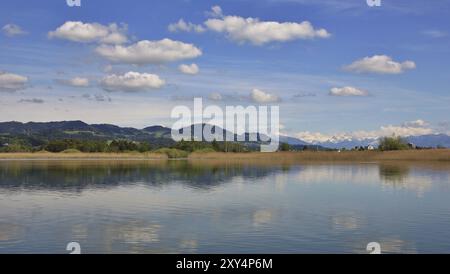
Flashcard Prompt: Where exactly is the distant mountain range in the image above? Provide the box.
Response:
[0,121,320,150]
[306,134,450,149]
[0,121,174,147]
[1,121,449,149]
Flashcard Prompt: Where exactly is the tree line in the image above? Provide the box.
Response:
[0,135,441,153]
[0,138,253,153]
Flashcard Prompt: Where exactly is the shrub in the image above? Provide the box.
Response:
[279,143,291,151]
[0,143,32,153]
[378,136,409,151]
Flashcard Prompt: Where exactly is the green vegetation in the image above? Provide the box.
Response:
[279,143,291,151]
[0,136,256,158]
[192,148,217,153]
[174,139,250,153]
[40,139,153,153]
[154,148,189,158]
[61,149,82,153]
[378,136,410,151]
[0,130,256,157]
[0,140,32,152]
[0,131,439,160]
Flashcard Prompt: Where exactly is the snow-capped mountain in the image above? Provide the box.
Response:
[292,134,450,149]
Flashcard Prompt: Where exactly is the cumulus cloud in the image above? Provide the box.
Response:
[344,55,416,74]
[2,24,27,36]
[204,16,330,45]
[0,72,28,91]
[56,77,90,88]
[402,119,428,128]
[206,5,223,18]
[101,71,165,92]
[178,63,199,75]
[368,124,433,138]
[168,19,205,33]
[295,120,434,144]
[329,86,368,97]
[48,21,128,44]
[250,88,280,103]
[168,6,330,45]
[95,38,202,65]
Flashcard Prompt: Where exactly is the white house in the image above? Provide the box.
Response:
[367,145,375,151]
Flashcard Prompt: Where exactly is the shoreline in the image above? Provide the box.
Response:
[0,152,168,160]
[0,149,448,162]
[189,150,450,162]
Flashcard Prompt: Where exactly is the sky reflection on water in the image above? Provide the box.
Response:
[0,160,449,254]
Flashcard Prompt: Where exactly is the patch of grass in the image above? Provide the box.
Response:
[193,148,217,153]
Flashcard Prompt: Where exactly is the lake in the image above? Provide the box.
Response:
[0,159,450,254]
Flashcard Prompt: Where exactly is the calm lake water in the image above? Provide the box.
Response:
[1,159,450,254]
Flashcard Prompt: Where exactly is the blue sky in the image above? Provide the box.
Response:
[0,0,449,142]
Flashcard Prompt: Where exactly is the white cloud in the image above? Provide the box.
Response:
[178,63,200,75]
[169,6,330,45]
[204,16,330,45]
[168,19,205,33]
[208,92,223,101]
[0,72,28,91]
[2,24,26,36]
[344,55,416,74]
[250,88,280,103]
[206,5,223,18]
[95,39,202,65]
[376,124,433,137]
[101,71,165,92]
[437,122,450,135]
[422,30,447,38]
[295,120,434,144]
[48,21,128,44]
[402,119,428,128]
[329,86,368,96]
[57,77,90,88]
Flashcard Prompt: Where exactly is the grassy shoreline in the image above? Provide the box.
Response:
[0,151,168,160]
[190,150,450,162]
[0,149,448,162]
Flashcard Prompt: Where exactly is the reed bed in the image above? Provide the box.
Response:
[0,151,168,160]
[0,149,448,162]
[188,150,450,162]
